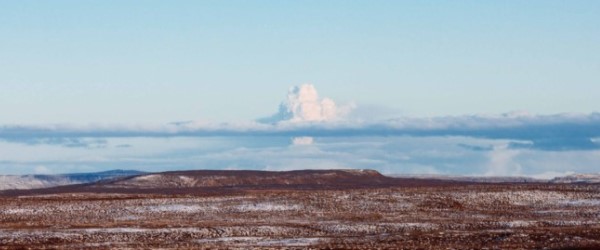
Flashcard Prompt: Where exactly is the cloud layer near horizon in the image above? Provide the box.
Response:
[1,135,598,178]
[2,112,600,151]
[1,84,600,176]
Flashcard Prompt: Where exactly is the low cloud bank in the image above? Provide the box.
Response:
[2,112,600,151]
[1,84,600,151]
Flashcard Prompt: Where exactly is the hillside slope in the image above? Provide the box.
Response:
[1,169,464,196]
[100,169,393,189]
[0,170,144,190]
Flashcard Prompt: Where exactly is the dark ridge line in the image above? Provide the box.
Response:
[1,169,597,197]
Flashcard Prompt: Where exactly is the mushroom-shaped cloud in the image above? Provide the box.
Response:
[258,84,353,123]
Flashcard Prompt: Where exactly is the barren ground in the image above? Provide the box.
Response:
[1,183,599,249]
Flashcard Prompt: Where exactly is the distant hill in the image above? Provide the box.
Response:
[0,170,145,190]
[388,174,545,183]
[550,173,600,183]
[99,169,391,189]
[0,169,461,196]
[5,169,599,193]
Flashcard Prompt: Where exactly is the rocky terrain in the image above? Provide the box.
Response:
[0,170,599,249]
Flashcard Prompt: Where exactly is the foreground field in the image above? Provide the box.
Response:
[1,183,599,249]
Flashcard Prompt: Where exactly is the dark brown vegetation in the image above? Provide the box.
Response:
[0,170,599,249]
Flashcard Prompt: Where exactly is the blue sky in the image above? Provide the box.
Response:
[1,1,599,123]
[1,1,599,176]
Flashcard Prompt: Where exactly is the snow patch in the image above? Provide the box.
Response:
[197,237,324,246]
[235,203,302,212]
[144,204,213,213]
[561,199,600,206]
[2,208,36,214]
[132,174,160,181]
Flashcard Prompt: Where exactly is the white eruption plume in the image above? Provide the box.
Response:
[283,84,338,122]
[258,83,354,124]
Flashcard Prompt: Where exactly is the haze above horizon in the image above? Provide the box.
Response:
[1,1,599,123]
[1,1,599,177]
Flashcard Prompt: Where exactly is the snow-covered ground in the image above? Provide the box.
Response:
[1,184,599,249]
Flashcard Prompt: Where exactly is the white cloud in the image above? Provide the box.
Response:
[3,111,600,148]
[485,144,522,176]
[285,84,335,122]
[259,84,354,123]
[291,137,314,146]
[34,165,52,174]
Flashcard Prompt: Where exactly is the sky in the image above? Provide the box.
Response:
[1,1,599,176]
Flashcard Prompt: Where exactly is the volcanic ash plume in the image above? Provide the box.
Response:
[258,83,353,124]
